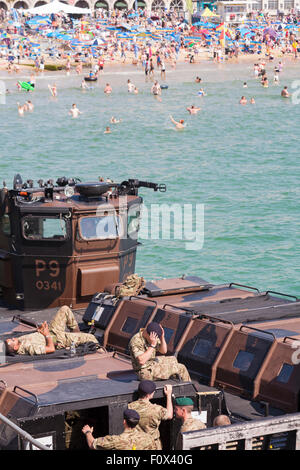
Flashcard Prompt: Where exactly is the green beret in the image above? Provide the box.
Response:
[175,397,194,406]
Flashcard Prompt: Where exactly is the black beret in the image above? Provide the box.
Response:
[124,408,140,421]
[138,380,156,394]
[146,322,162,338]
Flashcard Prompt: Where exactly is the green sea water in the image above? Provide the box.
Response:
[0,59,299,296]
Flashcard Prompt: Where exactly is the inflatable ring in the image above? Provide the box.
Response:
[161,84,168,89]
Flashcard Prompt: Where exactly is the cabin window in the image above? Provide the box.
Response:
[22,215,68,241]
[0,214,11,236]
[233,351,254,371]
[276,363,294,384]
[127,204,141,240]
[121,317,138,334]
[192,338,212,358]
[79,214,120,240]
[163,327,174,345]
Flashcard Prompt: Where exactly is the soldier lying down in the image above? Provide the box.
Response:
[5,306,99,356]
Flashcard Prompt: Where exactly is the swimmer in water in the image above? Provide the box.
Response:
[281,86,290,98]
[250,97,255,104]
[110,116,122,124]
[48,83,57,97]
[69,103,82,118]
[169,115,185,129]
[195,76,202,83]
[198,88,206,96]
[151,81,162,101]
[127,79,135,93]
[104,83,112,94]
[81,79,89,90]
[26,100,34,112]
[243,82,248,88]
[104,126,111,134]
[239,96,247,105]
[187,105,201,114]
[17,102,25,116]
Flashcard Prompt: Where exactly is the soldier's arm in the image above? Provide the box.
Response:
[164,385,173,419]
[82,425,95,449]
[37,322,55,354]
[157,326,167,355]
[134,332,158,366]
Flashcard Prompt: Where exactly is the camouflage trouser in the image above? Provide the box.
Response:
[138,356,191,382]
[49,305,98,349]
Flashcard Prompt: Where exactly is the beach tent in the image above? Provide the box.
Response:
[27,0,91,15]
[201,7,219,17]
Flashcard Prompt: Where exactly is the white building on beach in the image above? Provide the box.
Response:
[0,0,298,17]
[0,0,186,13]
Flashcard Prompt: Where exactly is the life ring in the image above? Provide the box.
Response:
[161,84,168,89]
[84,77,97,82]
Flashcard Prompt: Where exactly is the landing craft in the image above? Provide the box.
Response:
[0,174,300,451]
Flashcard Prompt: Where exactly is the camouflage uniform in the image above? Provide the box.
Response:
[92,427,156,450]
[175,417,206,450]
[129,328,191,381]
[128,399,169,450]
[17,305,98,355]
[181,417,206,432]
[116,274,145,298]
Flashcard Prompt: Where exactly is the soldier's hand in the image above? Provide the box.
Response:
[82,425,93,435]
[164,384,172,396]
[149,331,158,347]
[37,321,50,337]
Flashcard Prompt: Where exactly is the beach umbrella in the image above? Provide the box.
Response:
[263,27,277,38]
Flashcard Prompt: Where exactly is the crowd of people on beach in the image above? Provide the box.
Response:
[1,5,300,72]
[0,5,297,129]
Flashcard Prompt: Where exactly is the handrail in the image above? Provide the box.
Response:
[265,290,299,301]
[239,325,276,341]
[0,412,50,450]
[283,336,300,344]
[162,304,196,315]
[228,282,260,293]
[199,313,234,328]
[129,295,158,307]
[13,385,39,406]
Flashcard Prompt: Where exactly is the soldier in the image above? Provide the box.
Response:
[82,408,156,450]
[174,397,206,449]
[5,305,99,356]
[213,414,231,426]
[128,380,173,450]
[128,321,191,382]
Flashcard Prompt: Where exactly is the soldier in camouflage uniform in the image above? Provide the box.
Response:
[82,409,156,450]
[5,305,99,356]
[174,397,206,449]
[128,380,173,450]
[128,321,191,382]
